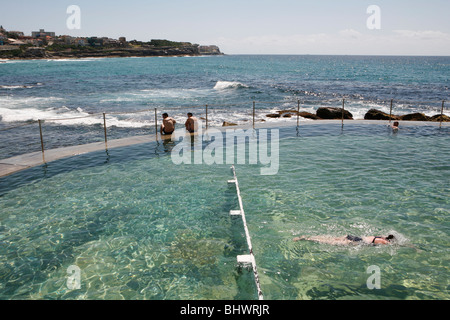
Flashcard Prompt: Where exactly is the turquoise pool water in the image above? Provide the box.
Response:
[0,123,449,300]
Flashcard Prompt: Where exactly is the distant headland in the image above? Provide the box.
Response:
[0,26,223,60]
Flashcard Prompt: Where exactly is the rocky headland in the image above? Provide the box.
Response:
[0,43,223,60]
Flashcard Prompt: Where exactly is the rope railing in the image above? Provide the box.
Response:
[0,98,448,161]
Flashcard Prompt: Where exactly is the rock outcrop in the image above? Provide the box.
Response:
[198,45,223,55]
[364,109,449,122]
[430,114,450,122]
[222,121,237,126]
[266,109,334,120]
[316,107,353,120]
[298,111,321,120]
[364,109,401,120]
[400,113,431,121]
[23,47,51,58]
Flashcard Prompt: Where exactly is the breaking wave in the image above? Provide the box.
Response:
[0,83,43,89]
[213,81,249,90]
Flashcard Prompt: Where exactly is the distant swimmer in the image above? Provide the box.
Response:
[160,113,176,135]
[391,121,399,131]
[293,234,395,246]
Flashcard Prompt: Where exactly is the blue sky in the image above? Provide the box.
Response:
[2,0,450,55]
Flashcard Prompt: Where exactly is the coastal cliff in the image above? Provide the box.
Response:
[0,43,223,60]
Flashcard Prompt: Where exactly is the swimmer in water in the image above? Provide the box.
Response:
[293,234,395,246]
[391,121,399,131]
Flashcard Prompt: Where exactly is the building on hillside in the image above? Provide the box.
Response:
[74,38,87,46]
[87,37,104,47]
[8,31,25,37]
[58,35,75,45]
[8,38,27,45]
[32,29,56,38]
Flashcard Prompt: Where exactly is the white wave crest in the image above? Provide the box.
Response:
[1,85,30,89]
[0,84,40,89]
[0,106,93,123]
[213,81,249,90]
[45,58,104,62]
[0,105,156,128]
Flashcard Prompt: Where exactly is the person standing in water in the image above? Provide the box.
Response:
[160,113,176,135]
[185,112,198,133]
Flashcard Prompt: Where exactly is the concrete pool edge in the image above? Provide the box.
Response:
[1,119,448,178]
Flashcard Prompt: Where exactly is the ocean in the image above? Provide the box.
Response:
[0,55,449,159]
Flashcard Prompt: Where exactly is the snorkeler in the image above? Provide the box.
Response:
[293,234,395,246]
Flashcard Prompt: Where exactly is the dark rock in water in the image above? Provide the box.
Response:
[365,109,448,122]
[269,110,320,120]
[222,121,237,126]
[400,113,431,121]
[364,109,401,120]
[298,111,321,120]
[430,114,450,122]
[316,107,353,119]
[277,109,297,115]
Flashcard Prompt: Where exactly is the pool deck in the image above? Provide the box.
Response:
[1,120,448,178]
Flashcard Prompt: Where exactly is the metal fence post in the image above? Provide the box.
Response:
[389,99,393,123]
[252,101,255,128]
[103,113,108,144]
[155,108,158,135]
[38,119,45,162]
[206,104,208,130]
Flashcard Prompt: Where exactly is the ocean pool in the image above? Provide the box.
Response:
[0,122,449,300]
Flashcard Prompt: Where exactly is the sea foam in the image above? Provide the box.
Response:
[213,81,249,90]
